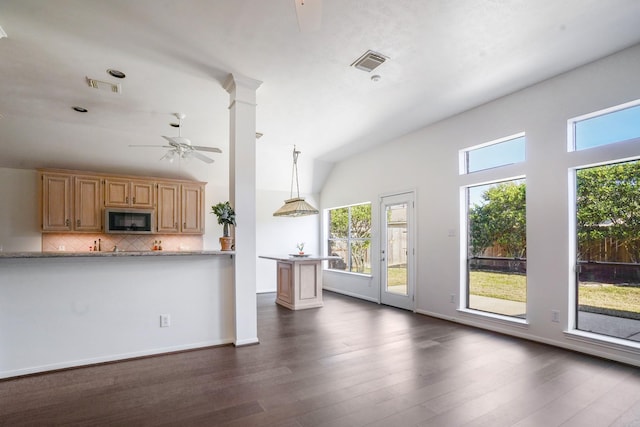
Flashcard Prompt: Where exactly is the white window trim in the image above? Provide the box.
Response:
[567,98,640,152]
[459,131,526,175]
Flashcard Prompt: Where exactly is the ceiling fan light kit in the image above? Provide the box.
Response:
[273,146,319,217]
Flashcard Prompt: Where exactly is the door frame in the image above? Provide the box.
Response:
[379,190,416,311]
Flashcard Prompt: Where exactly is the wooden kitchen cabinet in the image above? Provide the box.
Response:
[156,182,180,233]
[74,175,102,232]
[157,182,204,234]
[104,178,154,209]
[181,184,204,234]
[40,168,205,235]
[41,173,73,231]
[41,172,102,232]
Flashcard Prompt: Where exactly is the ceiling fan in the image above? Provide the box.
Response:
[294,0,322,32]
[129,113,222,164]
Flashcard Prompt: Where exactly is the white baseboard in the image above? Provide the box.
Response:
[416,308,639,367]
[0,339,234,379]
[323,286,379,304]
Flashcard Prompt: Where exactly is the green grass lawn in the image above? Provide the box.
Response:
[470,270,640,314]
[387,267,407,286]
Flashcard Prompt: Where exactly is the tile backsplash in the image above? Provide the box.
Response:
[42,233,203,252]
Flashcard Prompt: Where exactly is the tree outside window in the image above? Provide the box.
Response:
[327,203,371,273]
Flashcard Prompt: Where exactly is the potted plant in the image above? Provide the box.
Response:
[211,201,236,251]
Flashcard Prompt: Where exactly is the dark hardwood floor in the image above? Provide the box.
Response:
[1,291,639,426]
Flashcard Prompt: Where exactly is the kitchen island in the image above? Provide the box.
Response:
[0,250,235,379]
[259,255,339,310]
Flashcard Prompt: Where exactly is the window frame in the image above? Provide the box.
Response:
[568,99,640,152]
[459,132,528,325]
[567,99,640,348]
[325,202,372,276]
[459,132,526,175]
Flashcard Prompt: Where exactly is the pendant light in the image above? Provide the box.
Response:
[273,146,319,217]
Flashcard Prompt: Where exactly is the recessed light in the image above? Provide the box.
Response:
[371,75,381,82]
[72,106,88,113]
[107,69,126,79]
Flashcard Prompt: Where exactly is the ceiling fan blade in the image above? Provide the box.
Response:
[192,145,222,153]
[162,135,192,145]
[294,0,322,32]
[191,151,215,164]
[129,144,172,148]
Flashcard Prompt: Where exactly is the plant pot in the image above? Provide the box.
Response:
[219,236,234,251]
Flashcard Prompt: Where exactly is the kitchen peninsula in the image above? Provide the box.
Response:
[0,250,236,379]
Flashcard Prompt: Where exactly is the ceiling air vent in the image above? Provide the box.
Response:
[86,77,121,93]
[350,50,388,72]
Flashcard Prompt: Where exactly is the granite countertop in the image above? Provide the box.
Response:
[259,255,340,262]
[0,250,234,259]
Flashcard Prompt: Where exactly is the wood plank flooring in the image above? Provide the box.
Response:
[1,291,639,426]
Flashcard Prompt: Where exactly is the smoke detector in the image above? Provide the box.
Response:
[351,50,389,72]
[86,77,121,93]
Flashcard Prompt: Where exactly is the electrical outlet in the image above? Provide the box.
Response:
[551,310,560,323]
[450,294,456,303]
[160,314,171,327]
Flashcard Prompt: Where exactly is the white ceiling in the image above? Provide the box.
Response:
[1,0,640,193]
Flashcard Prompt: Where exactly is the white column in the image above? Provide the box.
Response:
[223,74,262,346]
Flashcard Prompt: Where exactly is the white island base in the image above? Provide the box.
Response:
[259,255,339,310]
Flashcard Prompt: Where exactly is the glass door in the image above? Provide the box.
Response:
[380,192,415,310]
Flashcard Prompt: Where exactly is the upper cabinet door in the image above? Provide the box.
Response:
[181,184,204,234]
[41,173,73,231]
[104,178,130,207]
[156,182,180,233]
[74,176,102,232]
[104,179,155,208]
[130,180,155,209]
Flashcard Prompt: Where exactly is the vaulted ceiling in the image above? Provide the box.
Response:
[1,0,640,193]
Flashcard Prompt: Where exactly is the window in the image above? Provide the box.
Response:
[570,101,640,343]
[462,132,527,319]
[572,102,640,151]
[574,161,640,340]
[461,133,525,173]
[327,203,372,274]
[466,179,527,318]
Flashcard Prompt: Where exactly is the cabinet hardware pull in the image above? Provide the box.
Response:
[175,222,178,229]
[76,219,80,227]
[65,219,70,226]
[133,197,136,204]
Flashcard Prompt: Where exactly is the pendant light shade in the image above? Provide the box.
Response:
[273,147,319,217]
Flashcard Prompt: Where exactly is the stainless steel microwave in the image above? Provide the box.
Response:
[105,208,154,234]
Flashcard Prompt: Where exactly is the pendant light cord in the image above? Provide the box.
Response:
[290,146,301,199]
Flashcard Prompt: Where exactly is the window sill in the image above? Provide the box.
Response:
[564,329,640,354]
[457,308,529,329]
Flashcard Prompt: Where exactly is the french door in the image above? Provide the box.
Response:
[380,192,415,310]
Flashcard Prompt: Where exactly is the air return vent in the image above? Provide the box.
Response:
[86,77,121,93]
[350,50,388,72]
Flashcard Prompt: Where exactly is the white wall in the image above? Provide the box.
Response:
[256,190,320,293]
[0,254,235,378]
[0,168,41,252]
[320,43,640,366]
